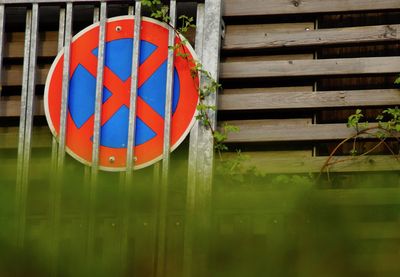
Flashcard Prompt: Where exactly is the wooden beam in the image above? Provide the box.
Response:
[219,89,400,110]
[0,95,44,117]
[3,28,195,58]
[223,121,381,142]
[4,31,58,58]
[220,57,400,79]
[223,0,400,16]
[223,24,400,50]
[2,66,49,86]
[221,152,400,173]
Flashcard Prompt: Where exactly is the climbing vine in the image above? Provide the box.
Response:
[141,0,239,156]
[321,107,400,174]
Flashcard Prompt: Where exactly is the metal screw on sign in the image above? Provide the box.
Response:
[44,16,199,171]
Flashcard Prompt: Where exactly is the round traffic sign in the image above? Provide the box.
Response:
[44,16,199,171]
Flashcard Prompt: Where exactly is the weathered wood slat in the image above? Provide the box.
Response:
[221,152,400,173]
[4,31,58,58]
[2,66,49,86]
[219,89,400,110]
[223,0,400,16]
[223,53,314,62]
[223,121,380,143]
[220,56,400,79]
[223,24,400,50]
[0,96,44,117]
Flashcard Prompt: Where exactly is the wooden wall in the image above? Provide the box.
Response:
[220,0,400,174]
[0,1,399,276]
[215,2,400,276]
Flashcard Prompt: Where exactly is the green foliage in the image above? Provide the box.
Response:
[395,74,400,84]
[178,15,196,34]
[144,0,237,155]
[346,109,368,130]
[380,106,400,132]
[141,0,170,22]
[213,123,240,153]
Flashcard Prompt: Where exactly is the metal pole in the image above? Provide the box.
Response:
[50,4,73,276]
[50,4,65,171]
[155,1,176,276]
[15,3,39,248]
[57,3,73,173]
[185,0,223,276]
[120,0,141,273]
[0,4,5,100]
[183,4,205,276]
[87,0,107,265]
[125,1,141,182]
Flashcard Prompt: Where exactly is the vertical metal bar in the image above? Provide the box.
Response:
[0,4,5,99]
[16,8,31,216]
[15,3,39,247]
[49,5,72,276]
[313,19,318,157]
[125,0,141,179]
[51,6,65,171]
[184,4,205,276]
[127,3,134,16]
[155,1,176,276]
[90,2,106,178]
[15,6,32,248]
[87,0,107,262]
[93,5,99,23]
[57,3,72,172]
[185,0,223,276]
[120,1,141,273]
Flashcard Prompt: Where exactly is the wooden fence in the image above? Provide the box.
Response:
[216,1,400,276]
[0,1,399,276]
[220,0,400,174]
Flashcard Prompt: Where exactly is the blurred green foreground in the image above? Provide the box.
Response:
[0,152,399,277]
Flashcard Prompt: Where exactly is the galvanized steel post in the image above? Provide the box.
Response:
[0,4,5,99]
[120,0,142,273]
[57,3,73,172]
[87,0,107,264]
[15,3,39,247]
[156,0,177,276]
[185,0,223,276]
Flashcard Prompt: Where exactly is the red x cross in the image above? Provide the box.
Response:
[73,43,167,142]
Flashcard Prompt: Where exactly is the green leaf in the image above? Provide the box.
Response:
[395,75,400,84]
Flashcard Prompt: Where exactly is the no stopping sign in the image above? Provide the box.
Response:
[44,16,199,171]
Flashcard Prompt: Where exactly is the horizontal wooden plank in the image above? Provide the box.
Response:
[221,152,400,173]
[0,96,44,117]
[223,121,374,143]
[2,66,49,86]
[223,86,314,94]
[220,56,400,79]
[223,53,314,62]
[223,24,400,50]
[219,89,400,110]
[4,31,58,58]
[223,0,400,16]
[0,127,51,149]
